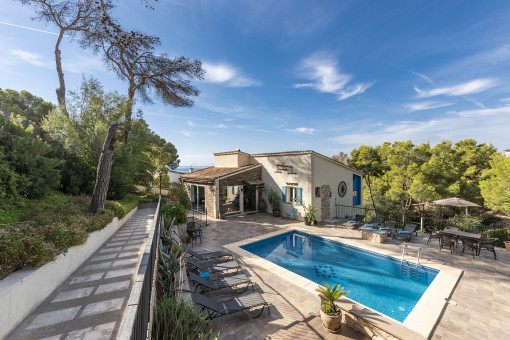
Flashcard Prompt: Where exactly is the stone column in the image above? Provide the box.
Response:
[240,186,244,214]
[255,187,259,211]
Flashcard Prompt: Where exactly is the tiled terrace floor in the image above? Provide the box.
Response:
[190,213,510,340]
[7,208,155,340]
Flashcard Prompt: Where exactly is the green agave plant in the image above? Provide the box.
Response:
[315,281,349,316]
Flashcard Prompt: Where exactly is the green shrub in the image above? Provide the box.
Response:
[104,201,126,219]
[161,203,187,225]
[152,296,210,340]
[169,184,190,208]
[0,223,57,279]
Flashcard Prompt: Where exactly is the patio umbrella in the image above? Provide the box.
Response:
[433,197,480,215]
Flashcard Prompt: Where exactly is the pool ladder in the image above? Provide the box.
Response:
[400,245,422,279]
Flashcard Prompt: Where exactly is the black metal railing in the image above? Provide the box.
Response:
[129,197,161,340]
[334,203,369,220]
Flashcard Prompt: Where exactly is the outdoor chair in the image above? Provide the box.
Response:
[183,247,233,262]
[287,207,297,220]
[351,214,365,230]
[393,223,417,242]
[478,238,498,260]
[185,258,242,275]
[381,220,396,236]
[439,234,456,254]
[187,271,254,293]
[186,221,202,246]
[425,225,441,245]
[191,292,270,320]
[460,237,480,258]
[366,217,381,227]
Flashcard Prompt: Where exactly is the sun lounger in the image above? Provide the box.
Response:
[393,223,417,242]
[183,247,233,262]
[185,258,242,275]
[188,271,253,293]
[191,292,270,320]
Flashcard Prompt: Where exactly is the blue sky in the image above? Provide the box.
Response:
[2,0,510,166]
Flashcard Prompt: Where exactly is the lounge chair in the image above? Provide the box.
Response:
[184,247,233,262]
[393,223,417,242]
[380,220,396,236]
[185,258,242,275]
[188,271,253,293]
[191,292,270,320]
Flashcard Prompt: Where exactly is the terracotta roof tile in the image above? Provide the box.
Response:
[181,164,259,183]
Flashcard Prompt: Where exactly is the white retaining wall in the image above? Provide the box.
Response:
[0,206,138,340]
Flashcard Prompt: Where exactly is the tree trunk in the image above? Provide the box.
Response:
[89,123,119,213]
[123,83,136,143]
[401,197,413,223]
[55,30,67,113]
[365,175,378,217]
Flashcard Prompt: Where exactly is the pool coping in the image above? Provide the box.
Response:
[224,227,463,339]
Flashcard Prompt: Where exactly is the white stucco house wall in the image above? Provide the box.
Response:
[181,149,363,221]
[168,169,185,183]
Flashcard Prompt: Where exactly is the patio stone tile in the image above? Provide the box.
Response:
[69,272,104,284]
[39,335,63,340]
[90,254,117,262]
[65,321,116,340]
[52,287,94,303]
[98,247,122,253]
[104,267,135,279]
[95,280,130,295]
[82,262,112,272]
[113,258,138,266]
[27,306,81,329]
[80,298,124,318]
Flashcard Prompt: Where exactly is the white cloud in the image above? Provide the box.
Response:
[330,107,510,152]
[285,127,315,134]
[402,101,454,112]
[213,123,227,128]
[10,49,46,67]
[293,53,374,100]
[498,97,510,103]
[62,55,103,73]
[203,62,261,87]
[457,106,510,117]
[414,78,498,98]
[187,120,194,127]
[182,130,195,137]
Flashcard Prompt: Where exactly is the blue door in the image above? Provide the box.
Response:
[353,174,361,206]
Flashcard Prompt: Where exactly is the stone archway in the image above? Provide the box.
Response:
[321,185,331,220]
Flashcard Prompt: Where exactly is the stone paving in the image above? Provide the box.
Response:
[7,208,155,340]
[189,213,510,340]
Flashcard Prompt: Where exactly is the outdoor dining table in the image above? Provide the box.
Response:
[439,229,481,240]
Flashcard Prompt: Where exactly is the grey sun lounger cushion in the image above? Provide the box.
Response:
[184,247,233,262]
[191,292,269,320]
[185,257,241,274]
[188,271,253,293]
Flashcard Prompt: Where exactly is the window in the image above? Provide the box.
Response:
[315,187,321,197]
[282,185,302,205]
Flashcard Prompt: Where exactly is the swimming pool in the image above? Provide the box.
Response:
[241,230,439,322]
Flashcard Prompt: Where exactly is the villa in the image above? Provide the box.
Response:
[180,149,364,220]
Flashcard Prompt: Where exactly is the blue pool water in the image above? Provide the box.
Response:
[241,231,438,322]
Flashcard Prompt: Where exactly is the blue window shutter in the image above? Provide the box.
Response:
[232,186,234,194]
[296,187,302,205]
[282,186,286,202]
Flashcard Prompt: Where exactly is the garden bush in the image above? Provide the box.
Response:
[161,203,187,225]
[0,193,146,280]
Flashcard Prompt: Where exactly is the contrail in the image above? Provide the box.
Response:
[0,21,77,40]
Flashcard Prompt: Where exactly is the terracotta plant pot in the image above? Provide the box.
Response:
[319,309,342,333]
[504,241,510,253]
[304,219,311,226]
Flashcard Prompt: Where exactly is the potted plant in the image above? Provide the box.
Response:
[504,241,510,253]
[303,204,318,226]
[267,185,281,217]
[315,281,349,333]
